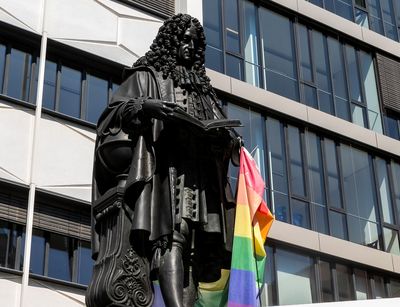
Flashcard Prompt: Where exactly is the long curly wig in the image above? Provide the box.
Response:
[133,13,214,95]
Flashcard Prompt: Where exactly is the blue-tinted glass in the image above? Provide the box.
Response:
[315,204,329,234]
[335,0,353,21]
[205,46,224,73]
[384,115,400,139]
[299,25,313,82]
[224,0,240,53]
[355,8,369,28]
[48,233,71,281]
[335,97,350,121]
[381,0,396,24]
[59,66,81,118]
[86,74,108,123]
[325,0,335,12]
[318,90,334,115]
[370,16,385,34]
[327,38,348,101]
[302,84,318,108]
[0,221,10,267]
[30,229,45,275]
[306,132,325,205]
[0,44,5,93]
[329,211,347,240]
[226,54,243,81]
[7,226,19,269]
[351,104,367,128]
[324,139,343,208]
[313,31,331,93]
[274,192,290,223]
[291,199,310,229]
[7,48,31,101]
[203,0,222,49]
[345,46,362,103]
[266,117,288,193]
[261,8,298,80]
[288,125,306,197]
[77,241,93,285]
[309,0,323,6]
[391,162,400,221]
[43,60,57,110]
[265,70,299,101]
[384,23,398,40]
[368,0,385,34]
[276,248,315,304]
[376,157,394,224]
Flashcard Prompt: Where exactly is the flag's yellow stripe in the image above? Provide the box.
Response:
[234,203,252,239]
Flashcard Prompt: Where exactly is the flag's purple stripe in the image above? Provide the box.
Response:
[228,269,257,306]
[152,282,166,307]
[228,303,255,307]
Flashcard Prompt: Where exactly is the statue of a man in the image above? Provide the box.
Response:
[88,13,240,307]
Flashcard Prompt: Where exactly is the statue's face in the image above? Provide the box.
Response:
[178,25,198,67]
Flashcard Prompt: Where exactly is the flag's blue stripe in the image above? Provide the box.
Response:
[228,269,257,306]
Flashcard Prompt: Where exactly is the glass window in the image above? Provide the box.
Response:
[315,203,329,234]
[302,84,318,108]
[336,0,354,21]
[86,74,108,124]
[48,233,71,281]
[381,0,398,41]
[59,66,81,118]
[354,269,368,300]
[226,54,243,81]
[355,8,369,28]
[30,229,45,275]
[0,44,5,92]
[345,45,362,103]
[203,0,222,49]
[287,125,306,197]
[319,261,334,302]
[224,0,240,53]
[374,275,387,298]
[298,25,313,82]
[368,0,384,34]
[262,246,276,306]
[243,1,260,87]
[77,241,93,285]
[42,60,57,110]
[292,199,310,229]
[306,132,325,205]
[7,48,32,101]
[0,220,10,267]
[392,162,400,221]
[205,46,224,73]
[274,192,290,223]
[384,114,400,140]
[324,139,342,209]
[261,8,299,101]
[390,279,400,297]
[376,157,394,224]
[383,227,400,255]
[330,211,348,240]
[276,248,315,305]
[336,264,354,301]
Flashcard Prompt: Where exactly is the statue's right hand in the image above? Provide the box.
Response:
[142,100,175,119]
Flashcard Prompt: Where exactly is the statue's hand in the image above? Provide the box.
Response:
[142,100,175,119]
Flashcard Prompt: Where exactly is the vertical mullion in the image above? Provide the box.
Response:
[54,62,61,112]
[335,141,349,239]
[320,137,331,233]
[371,156,385,251]
[254,2,263,88]
[292,18,302,103]
[326,35,338,116]
[315,257,323,303]
[80,71,87,120]
[15,225,23,270]
[300,128,313,229]
[387,160,400,226]
[28,54,37,104]
[221,0,227,75]
[283,123,293,225]
[341,41,353,123]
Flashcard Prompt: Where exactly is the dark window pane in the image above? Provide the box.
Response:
[318,90,334,115]
[30,229,45,275]
[226,54,243,80]
[313,31,332,93]
[274,192,290,223]
[309,0,323,6]
[7,48,31,101]
[261,8,298,80]
[335,97,350,121]
[370,16,385,34]
[368,0,384,34]
[224,0,240,53]
[327,37,348,101]
[205,46,223,73]
[263,246,275,306]
[355,0,366,7]
[266,117,288,193]
[383,227,400,255]
[276,248,316,304]
[336,264,354,301]
[48,233,71,281]
[0,44,5,92]
[320,261,334,302]
[324,139,342,208]
[354,269,368,300]
[376,157,394,224]
[345,45,362,103]
[59,66,81,118]
[381,0,396,24]
[390,279,400,297]
[302,84,318,108]
[292,199,310,229]
[351,103,367,128]
[384,115,400,140]
[329,211,347,240]
[374,275,387,298]
[392,162,400,225]
[298,25,313,82]
[7,225,21,270]
[336,0,353,20]
[265,70,299,101]
[43,60,57,110]
[306,132,325,205]
[315,204,329,234]
[203,0,222,49]
[86,74,108,123]
[288,125,306,197]
[77,241,93,285]
[0,221,10,267]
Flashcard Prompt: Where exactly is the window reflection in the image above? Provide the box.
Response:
[86,74,108,123]
[77,241,93,285]
[59,66,82,118]
[0,44,5,92]
[48,233,72,281]
[336,264,354,301]
[42,60,57,110]
[7,48,32,101]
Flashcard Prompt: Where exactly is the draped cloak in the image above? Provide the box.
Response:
[91,65,237,282]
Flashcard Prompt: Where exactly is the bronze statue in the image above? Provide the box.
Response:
[86,13,241,307]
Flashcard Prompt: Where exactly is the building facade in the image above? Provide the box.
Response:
[0,0,399,306]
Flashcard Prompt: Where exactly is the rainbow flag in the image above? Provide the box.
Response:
[227,147,274,307]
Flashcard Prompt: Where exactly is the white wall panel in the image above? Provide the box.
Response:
[0,273,20,307]
[0,103,33,185]
[33,114,95,202]
[0,0,43,33]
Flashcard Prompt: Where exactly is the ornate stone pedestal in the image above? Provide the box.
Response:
[86,184,153,307]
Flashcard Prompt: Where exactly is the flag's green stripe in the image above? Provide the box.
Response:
[231,236,256,272]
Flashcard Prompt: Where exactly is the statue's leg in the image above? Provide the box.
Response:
[158,222,188,307]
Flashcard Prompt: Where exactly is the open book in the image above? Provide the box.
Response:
[168,106,242,131]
